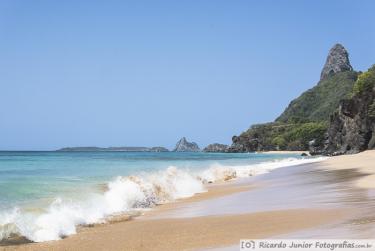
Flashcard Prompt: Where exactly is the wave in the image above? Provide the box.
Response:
[0,156,326,242]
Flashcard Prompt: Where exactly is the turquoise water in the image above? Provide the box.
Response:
[0,151,296,209]
[0,151,321,242]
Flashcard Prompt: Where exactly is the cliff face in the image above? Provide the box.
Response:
[324,66,375,155]
[173,137,200,152]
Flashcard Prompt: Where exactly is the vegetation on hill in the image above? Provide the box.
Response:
[230,122,327,152]
[276,71,358,123]
[352,65,375,95]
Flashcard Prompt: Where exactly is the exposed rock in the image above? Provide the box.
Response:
[228,134,269,153]
[203,143,229,152]
[320,44,353,81]
[308,139,325,155]
[173,137,200,152]
[324,84,375,155]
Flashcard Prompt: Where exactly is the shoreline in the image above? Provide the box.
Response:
[3,151,375,250]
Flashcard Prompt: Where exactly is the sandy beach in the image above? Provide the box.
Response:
[319,150,375,189]
[2,151,375,251]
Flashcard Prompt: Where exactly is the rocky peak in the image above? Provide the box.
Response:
[320,43,353,80]
[173,137,200,152]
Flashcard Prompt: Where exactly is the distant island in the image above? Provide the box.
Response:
[56,146,169,152]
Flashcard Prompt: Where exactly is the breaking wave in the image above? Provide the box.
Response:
[0,156,325,242]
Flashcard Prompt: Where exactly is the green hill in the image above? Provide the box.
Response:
[276,71,358,123]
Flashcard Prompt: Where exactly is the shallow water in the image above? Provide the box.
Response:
[0,151,323,242]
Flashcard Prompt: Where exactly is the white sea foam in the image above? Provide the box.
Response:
[0,156,326,242]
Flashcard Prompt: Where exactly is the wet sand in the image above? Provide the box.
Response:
[3,151,375,251]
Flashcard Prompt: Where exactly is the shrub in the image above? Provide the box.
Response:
[271,136,287,149]
[283,122,327,149]
[353,65,375,95]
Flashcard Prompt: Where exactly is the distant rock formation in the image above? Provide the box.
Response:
[173,137,200,152]
[57,146,169,152]
[320,43,353,80]
[203,143,229,152]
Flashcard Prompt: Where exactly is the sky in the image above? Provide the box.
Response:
[0,0,374,150]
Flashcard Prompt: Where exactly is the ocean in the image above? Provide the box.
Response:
[0,151,324,242]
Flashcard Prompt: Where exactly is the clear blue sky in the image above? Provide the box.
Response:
[0,0,374,150]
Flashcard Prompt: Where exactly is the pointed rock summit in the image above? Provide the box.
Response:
[320,43,353,80]
[173,137,200,152]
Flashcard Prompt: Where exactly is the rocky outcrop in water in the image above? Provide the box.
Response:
[173,137,200,152]
[320,43,353,80]
[203,143,229,152]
